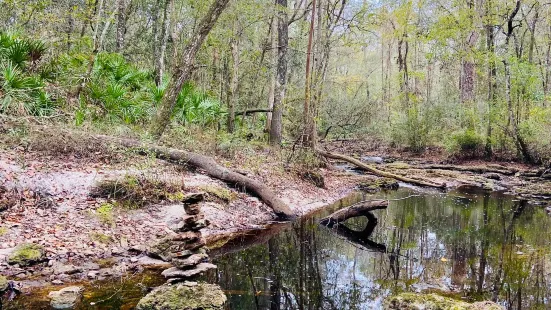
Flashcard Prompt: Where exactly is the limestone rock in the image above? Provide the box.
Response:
[172,253,208,269]
[136,282,226,310]
[383,293,504,310]
[7,243,46,266]
[53,262,82,275]
[48,286,84,309]
[182,192,205,206]
[148,232,204,261]
[161,263,217,279]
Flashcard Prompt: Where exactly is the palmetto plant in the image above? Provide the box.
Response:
[0,32,54,116]
[173,82,225,127]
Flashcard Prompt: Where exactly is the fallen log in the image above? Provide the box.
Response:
[236,108,273,116]
[320,200,388,226]
[316,149,446,189]
[419,164,517,176]
[99,136,295,220]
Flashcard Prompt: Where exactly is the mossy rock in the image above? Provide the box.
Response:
[136,282,226,310]
[7,243,46,266]
[301,171,325,188]
[357,178,399,193]
[0,275,8,292]
[199,185,235,202]
[383,293,503,310]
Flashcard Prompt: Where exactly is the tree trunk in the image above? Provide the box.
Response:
[302,0,317,147]
[154,0,174,86]
[319,200,388,226]
[485,1,496,158]
[150,0,231,139]
[100,136,295,220]
[266,16,277,132]
[316,148,446,188]
[269,0,289,145]
[115,0,127,52]
[227,28,239,133]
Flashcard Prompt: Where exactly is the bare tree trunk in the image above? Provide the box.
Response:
[154,0,174,86]
[266,16,277,132]
[302,0,317,148]
[115,0,127,52]
[227,29,239,133]
[150,0,231,139]
[270,0,288,145]
[485,1,496,158]
[151,0,162,69]
[460,0,478,107]
[74,0,105,99]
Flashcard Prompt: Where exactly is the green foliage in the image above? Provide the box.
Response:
[173,82,225,126]
[446,129,484,158]
[0,32,55,116]
[391,106,438,153]
[96,203,115,225]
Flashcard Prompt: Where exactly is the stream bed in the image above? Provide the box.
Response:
[2,187,550,309]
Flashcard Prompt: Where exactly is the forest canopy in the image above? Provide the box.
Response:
[1,0,550,163]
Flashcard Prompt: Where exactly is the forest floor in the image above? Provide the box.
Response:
[0,121,550,290]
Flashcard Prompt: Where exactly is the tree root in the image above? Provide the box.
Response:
[319,199,388,226]
[316,148,446,189]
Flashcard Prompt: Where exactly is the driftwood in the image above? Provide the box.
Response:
[419,164,518,176]
[316,148,446,189]
[319,200,388,226]
[100,136,295,220]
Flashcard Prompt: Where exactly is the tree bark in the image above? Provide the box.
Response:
[101,136,295,220]
[269,0,289,145]
[154,0,174,86]
[266,16,277,132]
[316,148,446,188]
[115,0,127,52]
[302,0,317,148]
[227,28,240,133]
[319,200,388,226]
[150,0,231,139]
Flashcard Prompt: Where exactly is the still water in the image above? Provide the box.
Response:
[208,188,551,310]
[2,187,550,309]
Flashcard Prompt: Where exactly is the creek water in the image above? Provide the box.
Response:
[2,187,550,309]
[207,187,551,310]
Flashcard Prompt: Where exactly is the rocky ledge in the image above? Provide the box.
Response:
[384,293,504,310]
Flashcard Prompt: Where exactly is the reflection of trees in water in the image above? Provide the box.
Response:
[211,190,551,309]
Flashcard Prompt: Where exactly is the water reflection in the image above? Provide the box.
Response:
[208,188,551,310]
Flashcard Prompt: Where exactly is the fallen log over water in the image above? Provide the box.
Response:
[99,136,295,220]
[316,148,446,189]
[319,199,388,226]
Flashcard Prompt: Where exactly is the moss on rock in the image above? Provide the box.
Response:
[7,243,46,266]
[383,293,503,310]
[357,178,399,193]
[0,275,8,292]
[136,282,226,310]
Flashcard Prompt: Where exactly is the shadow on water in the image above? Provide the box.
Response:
[207,188,551,310]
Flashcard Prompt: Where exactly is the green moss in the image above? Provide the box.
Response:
[383,293,502,310]
[386,162,411,169]
[357,178,399,193]
[90,175,186,209]
[0,226,8,236]
[95,203,115,225]
[94,257,116,268]
[199,185,235,202]
[7,243,45,266]
[0,275,8,292]
[136,282,227,310]
[89,232,114,244]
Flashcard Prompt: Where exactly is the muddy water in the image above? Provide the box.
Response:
[207,188,551,309]
[2,188,550,309]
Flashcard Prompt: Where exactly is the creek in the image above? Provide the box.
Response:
[2,187,550,309]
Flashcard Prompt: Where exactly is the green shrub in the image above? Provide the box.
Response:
[447,129,484,158]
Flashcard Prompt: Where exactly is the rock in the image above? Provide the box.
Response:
[48,286,84,309]
[52,280,64,285]
[383,293,504,310]
[484,173,502,180]
[357,178,399,193]
[136,282,226,310]
[182,192,205,206]
[172,253,208,269]
[53,262,82,275]
[7,243,46,267]
[0,275,7,292]
[361,156,384,164]
[161,263,217,279]
[170,215,209,232]
[148,233,204,261]
[301,171,325,188]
